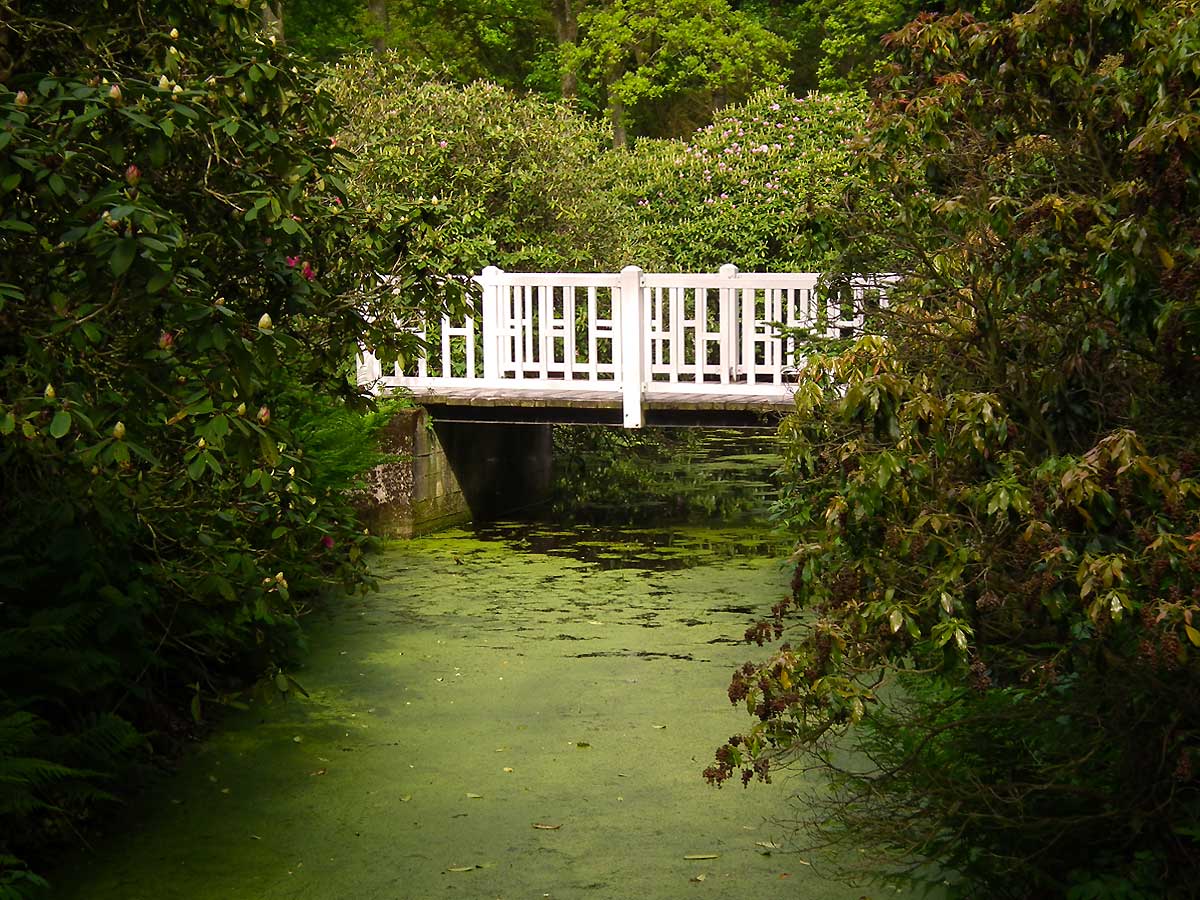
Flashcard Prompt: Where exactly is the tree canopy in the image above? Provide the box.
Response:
[281,0,921,141]
[570,0,793,145]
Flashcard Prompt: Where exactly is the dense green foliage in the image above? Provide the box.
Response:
[569,0,792,144]
[323,56,881,279]
[325,54,632,275]
[282,0,921,140]
[607,87,882,271]
[288,0,557,86]
[0,1,433,890]
[15,0,1200,896]
[705,0,1200,895]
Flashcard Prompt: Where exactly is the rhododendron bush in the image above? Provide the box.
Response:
[0,2,436,886]
[706,1,1200,896]
[325,54,632,274]
[608,87,892,272]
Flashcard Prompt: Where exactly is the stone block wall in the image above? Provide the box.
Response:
[359,407,552,538]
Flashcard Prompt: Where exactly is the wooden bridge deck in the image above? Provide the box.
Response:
[399,384,796,427]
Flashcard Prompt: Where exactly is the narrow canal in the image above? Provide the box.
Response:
[55,430,914,900]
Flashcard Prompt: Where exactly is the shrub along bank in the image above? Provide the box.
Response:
[0,2,435,892]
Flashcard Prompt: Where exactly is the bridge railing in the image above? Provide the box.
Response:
[358,265,893,427]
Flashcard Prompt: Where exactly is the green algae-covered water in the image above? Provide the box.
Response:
[54,431,914,900]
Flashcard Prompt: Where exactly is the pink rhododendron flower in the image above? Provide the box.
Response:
[301,261,315,281]
[286,256,299,268]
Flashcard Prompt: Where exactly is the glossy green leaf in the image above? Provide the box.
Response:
[49,410,71,438]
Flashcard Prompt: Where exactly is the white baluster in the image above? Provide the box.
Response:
[620,265,645,428]
[719,263,738,383]
[479,266,501,385]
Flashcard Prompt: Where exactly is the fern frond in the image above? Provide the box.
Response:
[0,860,49,900]
[65,715,143,764]
[0,715,39,749]
[0,785,53,818]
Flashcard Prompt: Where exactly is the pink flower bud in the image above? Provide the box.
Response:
[301,261,315,281]
[321,536,335,550]
[108,83,122,102]
[158,331,174,349]
[15,90,28,107]
[125,164,141,187]
[257,405,270,425]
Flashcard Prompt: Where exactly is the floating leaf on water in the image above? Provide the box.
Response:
[502,767,514,773]
[274,673,290,692]
[576,742,591,749]
[683,854,719,860]
[690,874,707,883]
[617,772,628,777]
[399,794,412,802]
[652,724,667,729]
[532,823,562,830]
[446,865,477,872]
[292,736,302,743]
[309,768,327,777]
[755,841,780,850]
[465,792,483,799]
[249,835,261,840]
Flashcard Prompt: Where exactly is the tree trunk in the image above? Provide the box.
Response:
[368,0,390,53]
[609,96,627,150]
[261,1,285,45]
[551,0,579,98]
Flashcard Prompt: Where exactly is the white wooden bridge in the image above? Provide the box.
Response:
[357,265,891,428]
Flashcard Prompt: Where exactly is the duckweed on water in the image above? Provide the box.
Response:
[53,520,920,900]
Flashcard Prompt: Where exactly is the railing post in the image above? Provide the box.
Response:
[356,348,383,395]
[718,263,738,383]
[479,265,502,384]
[619,265,645,429]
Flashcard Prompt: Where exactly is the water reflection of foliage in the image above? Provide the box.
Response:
[548,426,781,525]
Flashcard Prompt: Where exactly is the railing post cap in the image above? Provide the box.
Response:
[481,265,502,276]
[620,264,643,276]
[719,263,739,277]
